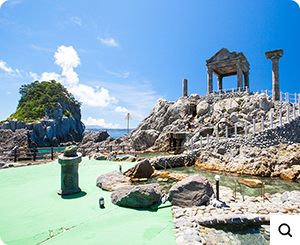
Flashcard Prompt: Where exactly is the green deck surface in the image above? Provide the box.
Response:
[0,158,176,245]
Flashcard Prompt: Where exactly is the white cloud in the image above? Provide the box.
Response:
[98,37,119,47]
[0,60,13,73]
[0,60,22,77]
[7,91,11,94]
[30,44,54,53]
[70,16,82,26]
[40,71,61,82]
[103,68,130,78]
[82,117,121,129]
[115,106,128,114]
[29,71,38,81]
[69,84,118,107]
[31,45,118,108]
[54,45,81,87]
[0,0,8,8]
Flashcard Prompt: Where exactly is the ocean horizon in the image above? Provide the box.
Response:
[86,127,133,139]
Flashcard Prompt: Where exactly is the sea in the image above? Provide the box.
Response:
[86,127,133,139]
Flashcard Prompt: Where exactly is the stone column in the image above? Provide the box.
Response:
[244,71,249,90]
[207,69,213,93]
[265,49,284,101]
[217,75,223,92]
[182,79,188,97]
[237,63,243,90]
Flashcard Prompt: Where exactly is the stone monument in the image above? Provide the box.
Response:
[58,145,82,195]
[182,79,188,97]
[265,49,284,101]
[206,48,250,93]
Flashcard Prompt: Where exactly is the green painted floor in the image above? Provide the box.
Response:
[0,158,176,245]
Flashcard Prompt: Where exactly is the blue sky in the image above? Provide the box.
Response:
[0,0,299,128]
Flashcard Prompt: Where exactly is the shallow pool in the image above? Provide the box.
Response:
[134,165,300,197]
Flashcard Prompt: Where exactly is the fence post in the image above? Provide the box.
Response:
[245,121,247,137]
[266,89,268,96]
[200,136,202,149]
[253,119,256,134]
[293,104,296,119]
[33,148,36,161]
[216,129,219,143]
[207,134,209,148]
[287,105,290,123]
[225,126,228,140]
[271,113,273,128]
[295,93,297,104]
[239,87,241,92]
[280,91,282,101]
[190,139,194,153]
[14,148,17,162]
[280,109,282,126]
[51,146,54,160]
[235,123,237,138]
[286,92,289,102]
[232,88,234,93]
[261,116,264,131]
[224,89,226,93]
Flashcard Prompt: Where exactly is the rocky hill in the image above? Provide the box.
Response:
[81,90,283,153]
[0,81,85,148]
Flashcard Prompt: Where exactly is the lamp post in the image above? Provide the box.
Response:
[215,175,220,200]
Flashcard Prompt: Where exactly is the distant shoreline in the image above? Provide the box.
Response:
[85,127,133,139]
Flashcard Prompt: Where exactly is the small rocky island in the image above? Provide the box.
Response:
[0,80,85,162]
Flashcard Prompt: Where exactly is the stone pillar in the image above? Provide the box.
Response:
[244,71,249,90]
[207,69,213,93]
[237,63,243,90]
[217,75,223,92]
[265,49,284,101]
[182,79,188,97]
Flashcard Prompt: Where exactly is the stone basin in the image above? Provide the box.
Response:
[58,153,82,166]
[58,153,82,195]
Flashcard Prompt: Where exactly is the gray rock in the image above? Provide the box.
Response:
[168,175,214,207]
[96,170,131,191]
[107,151,117,161]
[197,101,210,116]
[93,153,107,160]
[124,159,154,178]
[111,183,163,208]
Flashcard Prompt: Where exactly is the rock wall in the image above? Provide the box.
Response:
[1,103,85,147]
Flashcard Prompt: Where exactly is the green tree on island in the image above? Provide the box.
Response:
[6,80,81,123]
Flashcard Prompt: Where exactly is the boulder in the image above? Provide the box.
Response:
[197,101,209,116]
[111,183,163,208]
[96,170,131,192]
[214,98,239,114]
[131,129,159,151]
[120,155,136,162]
[124,159,154,178]
[238,179,263,188]
[168,175,214,207]
[81,130,109,144]
[107,151,117,161]
[93,153,107,160]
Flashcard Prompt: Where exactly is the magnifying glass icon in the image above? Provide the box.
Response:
[278,223,292,237]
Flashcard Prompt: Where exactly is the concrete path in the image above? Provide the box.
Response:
[0,158,176,245]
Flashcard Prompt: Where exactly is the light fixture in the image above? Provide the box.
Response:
[99,197,105,209]
[214,175,220,200]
